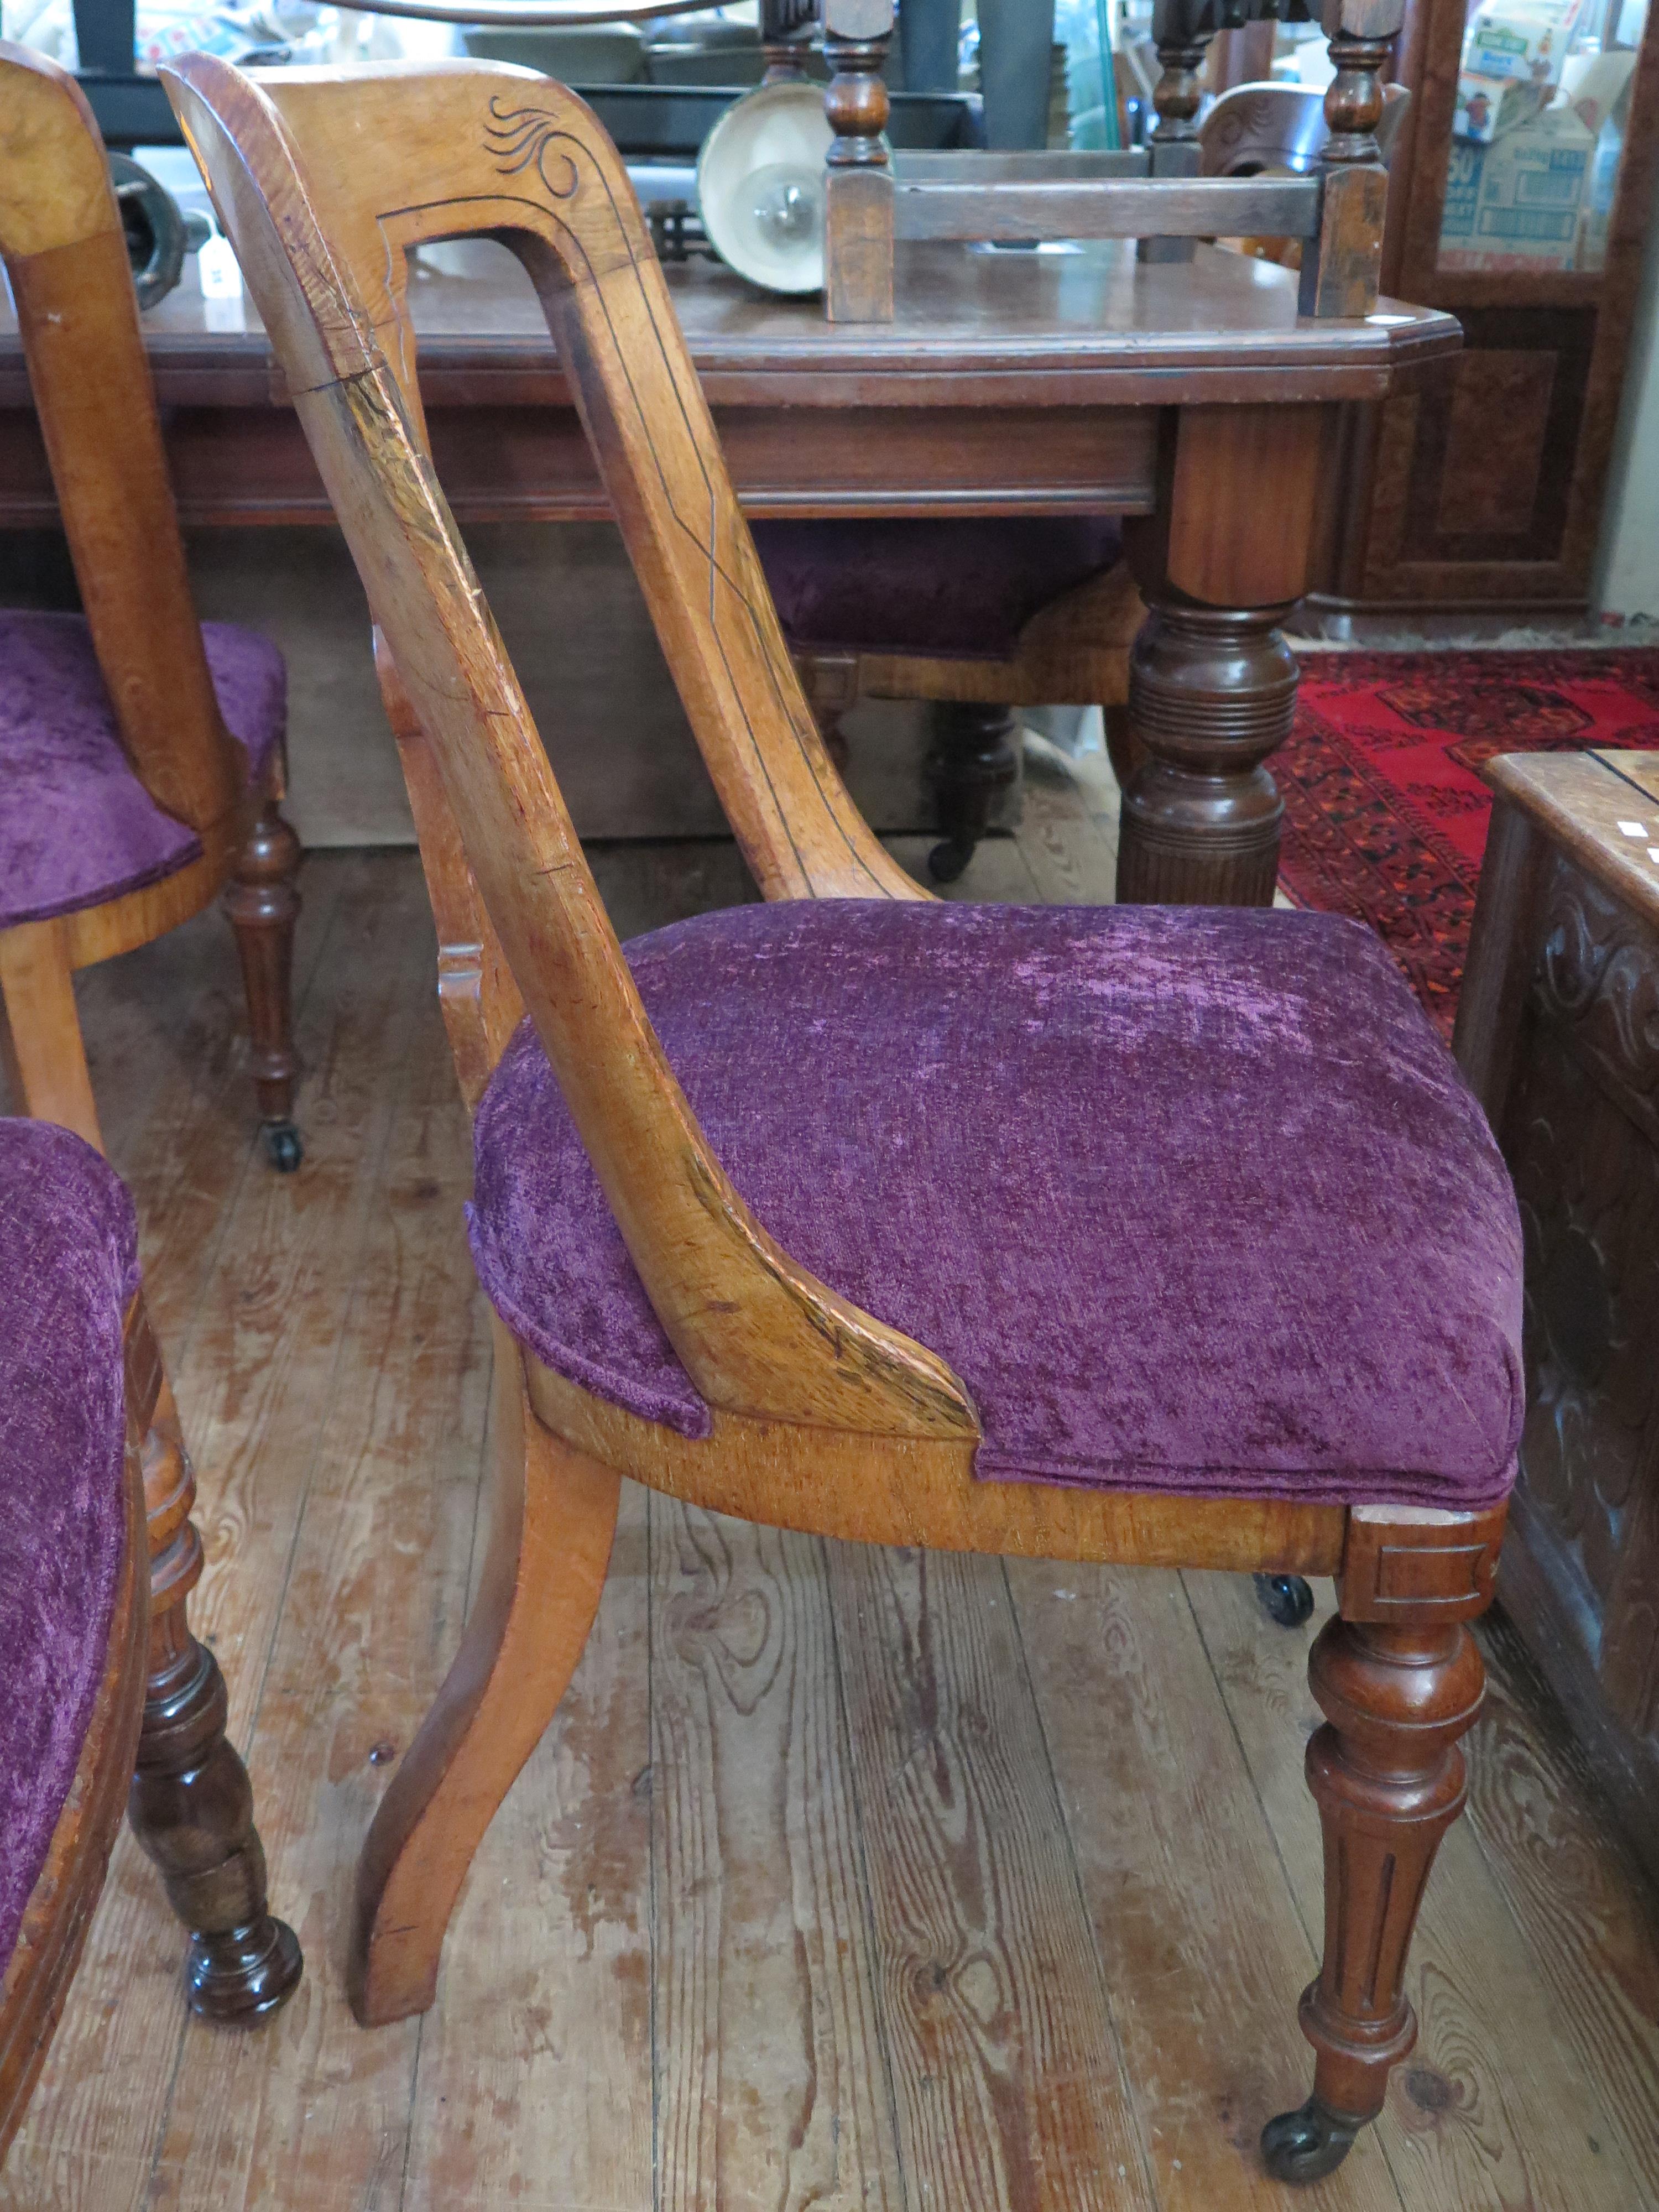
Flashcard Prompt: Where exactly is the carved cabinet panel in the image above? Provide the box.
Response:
[1313,0,1659,609]
[1466,781,1659,1883]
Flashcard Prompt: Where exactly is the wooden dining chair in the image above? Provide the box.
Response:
[0,46,304,2028]
[0,1117,299,2164]
[166,52,1521,2184]
[0,41,304,1175]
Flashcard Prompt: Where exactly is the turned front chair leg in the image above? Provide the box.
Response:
[1262,1507,1502,2183]
[224,778,302,1172]
[927,701,1019,884]
[1114,594,1295,907]
[126,1307,303,2022]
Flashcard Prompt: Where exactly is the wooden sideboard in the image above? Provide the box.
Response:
[1456,748,1659,1885]
[1314,0,1659,612]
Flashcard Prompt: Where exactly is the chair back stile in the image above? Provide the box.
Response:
[0,45,242,838]
[162,53,975,1444]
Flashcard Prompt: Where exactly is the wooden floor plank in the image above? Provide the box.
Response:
[1184,1572,1647,2212]
[1,857,440,2211]
[1464,1610,1659,2208]
[1005,1559,1404,2212]
[826,1542,1153,2212]
[650,1501,905,2212]
[1013,743,1120,907]
[73,858,355,1367]
[400,1477,655,2212]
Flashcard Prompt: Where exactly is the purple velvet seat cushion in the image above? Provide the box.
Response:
[0,1120,138,1976]
[0,608,286,930]
[469,902,1523,1509]
[752,517,1124,658]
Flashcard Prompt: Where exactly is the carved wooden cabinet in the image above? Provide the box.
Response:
[1316,0,1659,611]
[1457,748,1659,1883]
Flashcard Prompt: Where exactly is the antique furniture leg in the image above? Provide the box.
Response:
[123,1301,304,2022]
[927,701,1020,883]
[1115,401,1327,907]
[2,925,302,2018]
[1114,593,1296,906]
[1262,1505,1504,2180]
[224,764,303,1172]
[349,1321,621,2027]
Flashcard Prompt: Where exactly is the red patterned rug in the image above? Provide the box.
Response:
[1276,648,1659,1035]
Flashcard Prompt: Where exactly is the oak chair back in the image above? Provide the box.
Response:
[161,54,974,1447]
[0,42,242,837]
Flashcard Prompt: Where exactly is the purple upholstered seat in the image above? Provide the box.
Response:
[0,1120,138,1974]
[469,901,1524,1510]
[0,608,286,931]
[752,517,1124,658]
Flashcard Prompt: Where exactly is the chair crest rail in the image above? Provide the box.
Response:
[890,167,1324,245]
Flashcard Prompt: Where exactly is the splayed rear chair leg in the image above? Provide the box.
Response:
[348,1321,620,2026]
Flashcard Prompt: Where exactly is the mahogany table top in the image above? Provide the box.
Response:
[0,238,1460,413]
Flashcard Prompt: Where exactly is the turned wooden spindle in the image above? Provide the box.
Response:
[822,0,895,321]
[223,791,303,1172]
[1138,0,1208,265]
[124,1302,304,2023]
[1299,0,1404,316]
[760,0,815,84]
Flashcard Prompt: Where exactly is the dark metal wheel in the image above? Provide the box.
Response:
[263,1121,303,1173]
[1253,1572,1316,1628]
[927,835,975,884]
[1261,2096,1363,2184]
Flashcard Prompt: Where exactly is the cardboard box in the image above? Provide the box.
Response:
[1439,98,1594,269]
[1460,0,1587,87]
[1454,70,1550,143]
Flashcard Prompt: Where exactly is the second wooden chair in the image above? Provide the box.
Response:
[168,51,1521,2185]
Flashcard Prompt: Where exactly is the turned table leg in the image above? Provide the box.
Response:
[126,1304,303,2022]
[1116,400,1329,908]
[1114,596,1295,906]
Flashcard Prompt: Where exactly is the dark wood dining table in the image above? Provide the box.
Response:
[0,236,1460,903]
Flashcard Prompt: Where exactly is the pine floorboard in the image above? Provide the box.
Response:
[6,744,1659,2209]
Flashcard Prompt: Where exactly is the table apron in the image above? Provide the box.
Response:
[0,402,1162,528]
